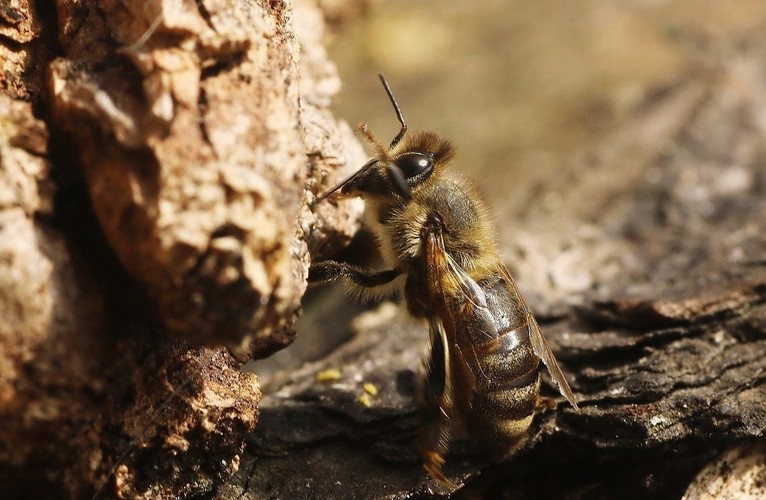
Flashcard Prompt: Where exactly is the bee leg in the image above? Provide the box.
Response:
[308,261,402,300]
[419,382,451,481]
[420,395,455,487]
[424,450,456,489]
[308,261,401,286]
[421,432,456,489]
[419,318,457,488]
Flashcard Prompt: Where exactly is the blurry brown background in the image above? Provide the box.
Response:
[330,0,765,209]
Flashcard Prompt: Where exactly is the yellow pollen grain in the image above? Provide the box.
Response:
[363,382,378,396]
[315,368,342,383]
[358,393,373,408]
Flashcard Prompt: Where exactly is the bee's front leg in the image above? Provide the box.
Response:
[308,261,402,300]
[308,261,401,287]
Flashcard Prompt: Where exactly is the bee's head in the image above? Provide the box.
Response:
[313,131,454,204]
[383,149,436,198]
[342,151,434,198]
[312,74,454,207]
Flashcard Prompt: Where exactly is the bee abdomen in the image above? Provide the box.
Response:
[472,370,540,421]
[467,327,542,447]
[477,327,540,390]
[469,371,540,456]
[468,371,540,452]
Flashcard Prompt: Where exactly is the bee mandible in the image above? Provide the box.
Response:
[309,74,578,483]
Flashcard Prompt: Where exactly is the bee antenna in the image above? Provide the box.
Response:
[378,73,407,149]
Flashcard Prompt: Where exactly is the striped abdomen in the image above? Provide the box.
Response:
[467,328,541,451]
[461,274,541,452]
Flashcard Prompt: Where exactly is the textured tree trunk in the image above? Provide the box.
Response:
[0,0,363,497]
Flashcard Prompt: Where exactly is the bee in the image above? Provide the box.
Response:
[309,74,578,483]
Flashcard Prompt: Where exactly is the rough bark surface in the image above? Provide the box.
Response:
[223,46,766,499]
[48,0,308,349]
[0,0,364,498]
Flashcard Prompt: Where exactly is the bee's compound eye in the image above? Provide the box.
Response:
[395,152,433,180]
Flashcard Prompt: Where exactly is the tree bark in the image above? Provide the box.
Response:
[0,0,363,497]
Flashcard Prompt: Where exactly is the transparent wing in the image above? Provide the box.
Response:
[499,266,578,409]
[427,231,496,336]
[528,313,578,409]
[419,225,499,486]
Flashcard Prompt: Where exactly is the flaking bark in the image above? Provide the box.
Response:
[0,0,364,497]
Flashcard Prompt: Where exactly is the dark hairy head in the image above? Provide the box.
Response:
[312,74,455,205]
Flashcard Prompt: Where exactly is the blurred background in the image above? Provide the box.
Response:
[328,0,766,207]
[256,0,766,383]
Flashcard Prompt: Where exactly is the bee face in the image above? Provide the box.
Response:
[326,130,454,204]
[311,73,455,208]
[336,149,435,200]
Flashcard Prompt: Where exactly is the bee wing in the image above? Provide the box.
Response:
[419,226,495,484]
[425,227,503,391]
[418,230,459,483]
[528,313,578,409]
[424,226,498,371]
[499,266,578,410]
[427,233,495,331]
